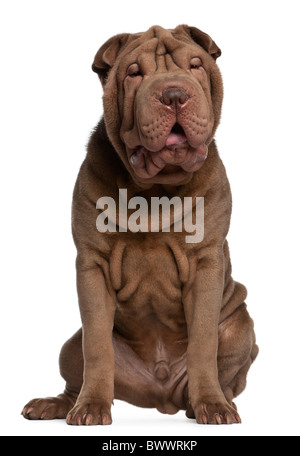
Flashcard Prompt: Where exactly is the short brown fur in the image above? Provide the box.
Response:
[22,25,258,425]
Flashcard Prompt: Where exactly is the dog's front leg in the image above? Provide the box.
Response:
[66,258,115,426]
[184,248,241,425]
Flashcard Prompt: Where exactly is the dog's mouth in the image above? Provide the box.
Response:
[164,123,188,150]
[129,123,208,182]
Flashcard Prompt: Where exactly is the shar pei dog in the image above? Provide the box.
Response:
[22,25,258,425]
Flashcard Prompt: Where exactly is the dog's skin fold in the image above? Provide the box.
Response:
[22,25,258,425]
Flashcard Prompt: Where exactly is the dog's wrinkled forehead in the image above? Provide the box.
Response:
[126,25,187,55]
[92,25,221,85]
[119,27,195,73]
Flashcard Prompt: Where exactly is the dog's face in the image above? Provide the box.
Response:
[93,25,223,186]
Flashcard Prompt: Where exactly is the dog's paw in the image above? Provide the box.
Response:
[192,400,241,425]
[66,398,112,426]
[22,395,73,420]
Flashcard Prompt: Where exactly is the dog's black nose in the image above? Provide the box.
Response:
[161,88,189,109]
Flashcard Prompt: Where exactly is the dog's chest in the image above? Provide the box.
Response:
[111,237,185,311]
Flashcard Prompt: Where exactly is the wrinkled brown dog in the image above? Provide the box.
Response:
[22,25,258,425]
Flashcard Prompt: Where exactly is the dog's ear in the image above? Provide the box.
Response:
[92,33,130,85]
[179,25,221,60]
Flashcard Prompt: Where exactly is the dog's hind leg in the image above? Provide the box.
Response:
[22,328,162,422]
[217,303,258,406]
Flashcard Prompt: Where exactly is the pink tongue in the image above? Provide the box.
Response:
[165,133,187,147]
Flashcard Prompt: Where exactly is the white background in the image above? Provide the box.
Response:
[1,0,299,437]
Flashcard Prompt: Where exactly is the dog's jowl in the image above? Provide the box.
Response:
[22,25,258,425]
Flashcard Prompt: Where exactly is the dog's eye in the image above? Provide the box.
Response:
[127,64,142,78]
[190,57,202,70]
[129,72,142,78]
